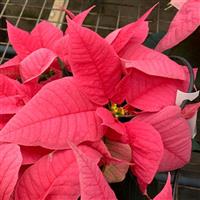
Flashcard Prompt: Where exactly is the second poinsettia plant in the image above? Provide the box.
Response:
[0,1,200,199]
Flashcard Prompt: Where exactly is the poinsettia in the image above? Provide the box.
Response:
[0,2,198,200]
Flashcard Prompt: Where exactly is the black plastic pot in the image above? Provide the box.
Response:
[110,172,145,200]
[110,171,159,200]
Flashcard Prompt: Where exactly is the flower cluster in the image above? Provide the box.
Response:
[0,1,199,199]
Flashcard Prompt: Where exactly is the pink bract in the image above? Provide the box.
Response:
[156,0,200,52]
[67,18,122,105]
[106,3,158,51]
[135,106,192,171]
[20,48,58,83]
[0,20,68,78]
[0,78,103,149]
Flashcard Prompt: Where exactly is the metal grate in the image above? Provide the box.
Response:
[0,0,177,64]
[0,0,69,63]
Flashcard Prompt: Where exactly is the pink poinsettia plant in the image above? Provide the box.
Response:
[0,1,200,199]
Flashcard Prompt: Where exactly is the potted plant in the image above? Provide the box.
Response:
[0,1,199,199]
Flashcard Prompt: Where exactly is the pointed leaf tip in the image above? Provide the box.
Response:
[66,5,95,27]
[6,21,34,59]
[64,9,75,19]
[154,173,172,200]
[73,5,95,25]
[106,2,158,51]
[139,2,159,21]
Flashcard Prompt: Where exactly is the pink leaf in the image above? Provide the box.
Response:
[0,56,20,78]
[107,20,148,54]
[20,146,52,165]
[7,21,37,59]
[15,149,80,200]
[20,48,57,83]
[126,120,163,193]
[70,143,117,200]
[0,77,103,149]
[154,173,172,200]
[122,58,186,80]
[103,139,131,183]
[67,19,122,105]
[156,0,200,52]
[135,106,192,171]
[31,21,63,50]
[106,3,158,52]
[0,143,22,200]
[120,44,186,80]
[116,69,186,112]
